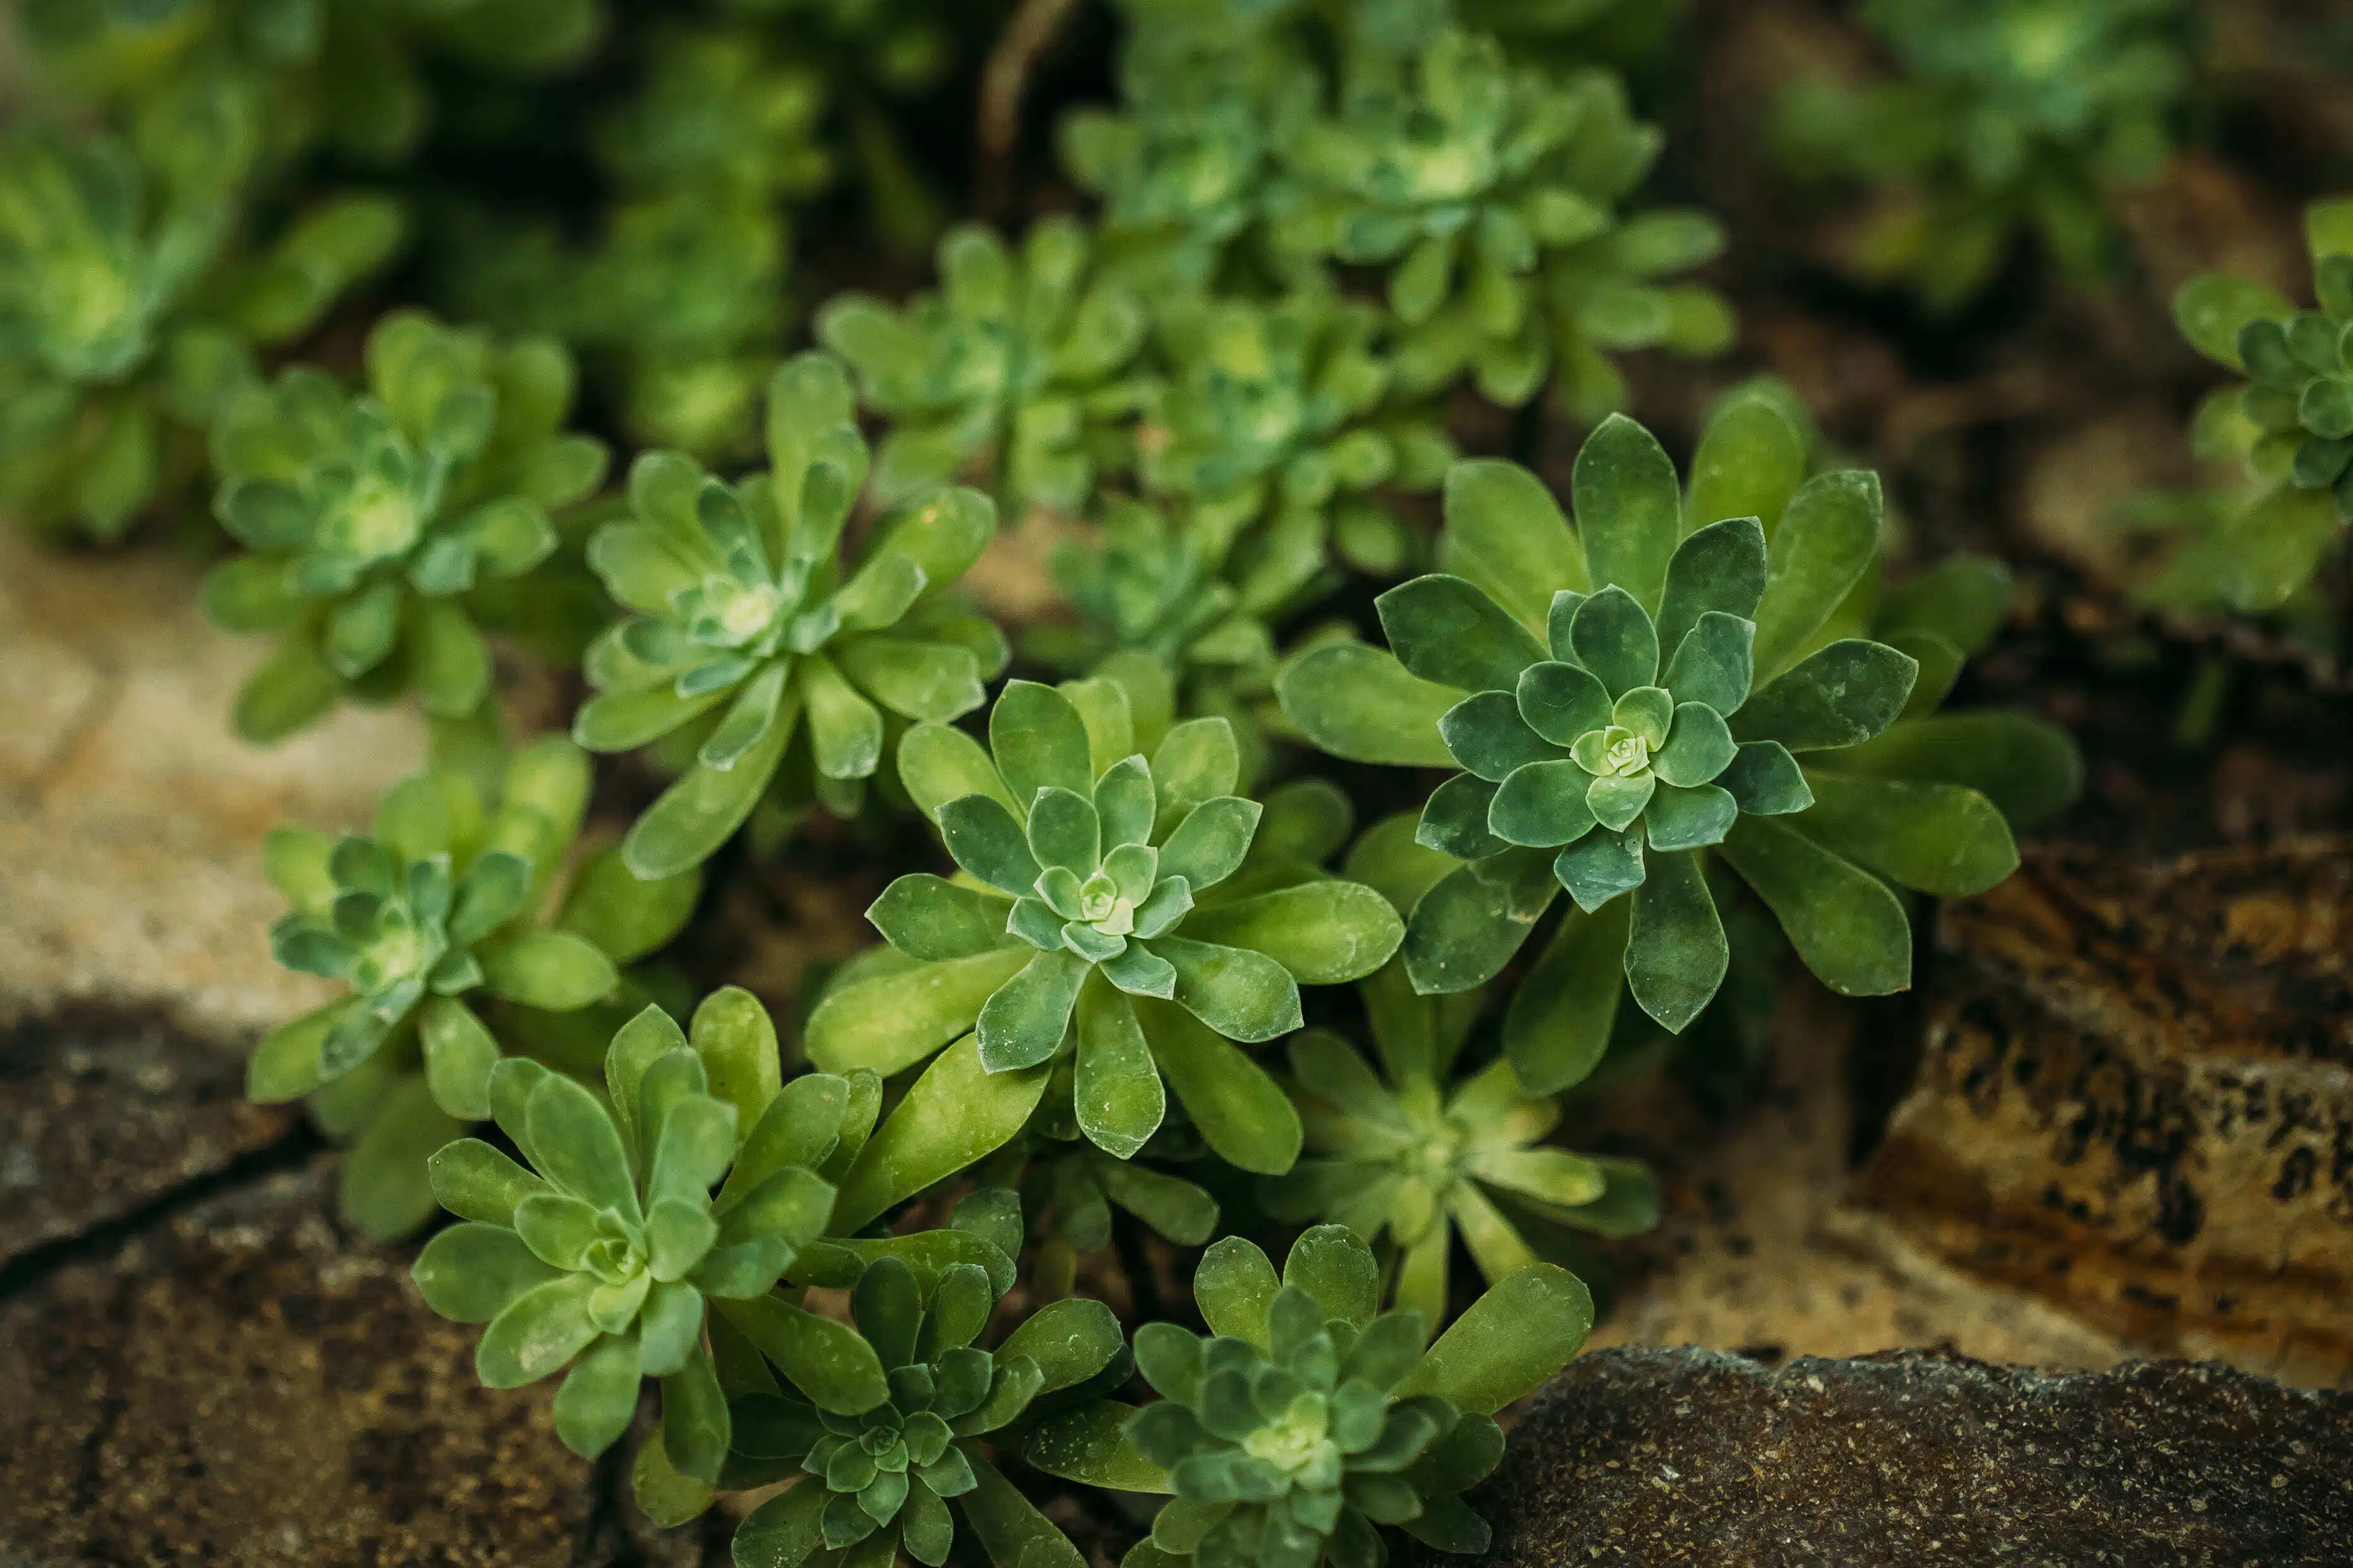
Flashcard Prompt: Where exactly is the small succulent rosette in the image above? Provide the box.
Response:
[593,26,833,204]
[412,992,865,1477]
[723,1191,1132,1568]
[1022,1226,1594,1568]
[202,309,608,741]
[1772,0,2191,309]
[807,668,1404,1179]
[1265,28,1730,413]
[1260,962,1659,1325]
[2162,198,2353,614]
[0,107,402,541]
[251,738,697,1235]
[820,216,1155,516]
[1280,404,2060,1091]
[1137,285,1455,615]
[576,351,1007,877]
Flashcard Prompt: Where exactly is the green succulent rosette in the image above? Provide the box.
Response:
[1773,0,2191,309]
[1267,28,1730,411]
[249,738,699,1235]
[575,351,1006,878]
[820,218,1154,517]
[807,669,1404,1177]
[2158,198,2353,616]
[411,993,860,1475]
[1279,403,2063,1085]
[1260,962,1658,1325]
[201,310,607,741]
[0,105,402,541]
[1023,1226,1594,1568]
[1137,285,1454,617]
[595,27,833,203]
[724,1196,1131,1568]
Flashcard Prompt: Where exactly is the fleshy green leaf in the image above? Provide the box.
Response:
[1718,815,1911,996]
[833,1033,1052,1232]
[1277,645,1459,768]
[1623,849,1727,1033]
[1139,998,1302,1176]
[1438,459,1585,632]
[1374,575,1548,694]
[1399,1263,1592,1415]
[1733,640,1917,752]
[1751,471,1882,679]
[1572,414,1681,611]
[1502,899,1628,1095]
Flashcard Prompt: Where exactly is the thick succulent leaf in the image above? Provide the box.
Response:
[622,712,794,879]
[1022,1402,1173,1494]
[805,948,1029,1077]
[961,1454,1087,1568]
[835,636,987,724]
[1718,816,1911,997]
[900,722,1018,821]
[1502,898,1629,1095]
[1283,1225,1380,1328]
[868,876,1020,962]
[1151,936,1303,1042]
[412,1221,560,1323]
[1374,575,1548,694]
[663,1343,732,1484]
[1437,458,1585,632]
[247,997,359,1103]
[1401,854,1557,994]
[832,1033,1052,1232]
[1178,882,1402,984]
[1623,850,1728,1034]
[733,1474,831,1568]
[939,795,1046,896]
[1686,390,1806,534]
[1418,773,1509,861]
[1751,471,1882,680]
[713,1295,891,1416]
[1001,1297,1128,1396]
[1028,789,1103,877]
[1149,719,1242,839]
[2172,273,2294,370]
[482,931,617,1011]
[1792,774,2018,897]
[1732,640,1917,752]
[1571,414,1681,612]
[1826,712,2082,830]
[1567,586,1659,699]
[1276,644,1458,768]
[1076,978,1166,1158]
[1440,690,1565,783]
[1139,998,1302,1176]
[526,1071,640,1221]
[476,1272,603,1388]
[1157,797,1262,893]
[1644,782,1738,851]
[976,948,1088,1071]
[1398,1263,1593,1415]
[1662,611,1756,716]
[1193,1235,1279,1348]
[1655,516,1766,660]
[552,1330,642,1459]
[992,680,1096,806]
[1553,825,1645,912]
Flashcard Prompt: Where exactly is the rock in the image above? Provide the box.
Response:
[1576,985,2137,1373]
[0,1164,666,1565]
[0,529,422,1040]
[1449,1347,2350,1567]
[0,1003,300,1271]
[1854,837,2353,1387]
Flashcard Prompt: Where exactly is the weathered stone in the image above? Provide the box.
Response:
[0,529,422,1039]
[1577,986,2137,1372]
[1446,1347,2351,1567]
[1854,837,2353,1386]
[0,1164,659,1565]
[0,1004,299,1271]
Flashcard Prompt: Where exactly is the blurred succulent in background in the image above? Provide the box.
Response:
[576,353,1005,876]
[2155,198,2353,620]
[1024,1226,1594,1566]
[412,993,853,1475]
[201,311,606,740]
[725,1198,1130,1567]
[1260,963,1657,1324]
[1281,396,2075,1082]
[821,218,1154,517]
[807,671,1402,1177]
[0,107,402,540]
[251,739,699,1235]
[1772,0,2194,310]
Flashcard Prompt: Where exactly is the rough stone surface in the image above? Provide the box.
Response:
[1856,838,2353,1386]
[0,529,422,1039]
[1446,1347,2353,1567]
[1577,986,2137,1372]
[0,1164,659,1565]
[0,1004,300,1271]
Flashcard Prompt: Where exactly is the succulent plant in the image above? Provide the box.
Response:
[201,310,607,740]
[1024,1226,1594,1568]
[820,218,1154,517]
[1278,403,2049,1082]
[807,669,1404,1176]
[1259,962,1657,1324]
[725,1195,1129,1568]
[1267,28,1730,412]
[2159,199,2353,615]
[596,27,834,203]
[249,738,699,1235]
[1772,0,2193,309]
[412,992,862,1475]
[575,351,1007,877]
[0,111,401,539]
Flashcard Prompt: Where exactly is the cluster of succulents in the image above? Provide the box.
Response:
[1772,0,2195,309]
[9,0,2215,1562]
